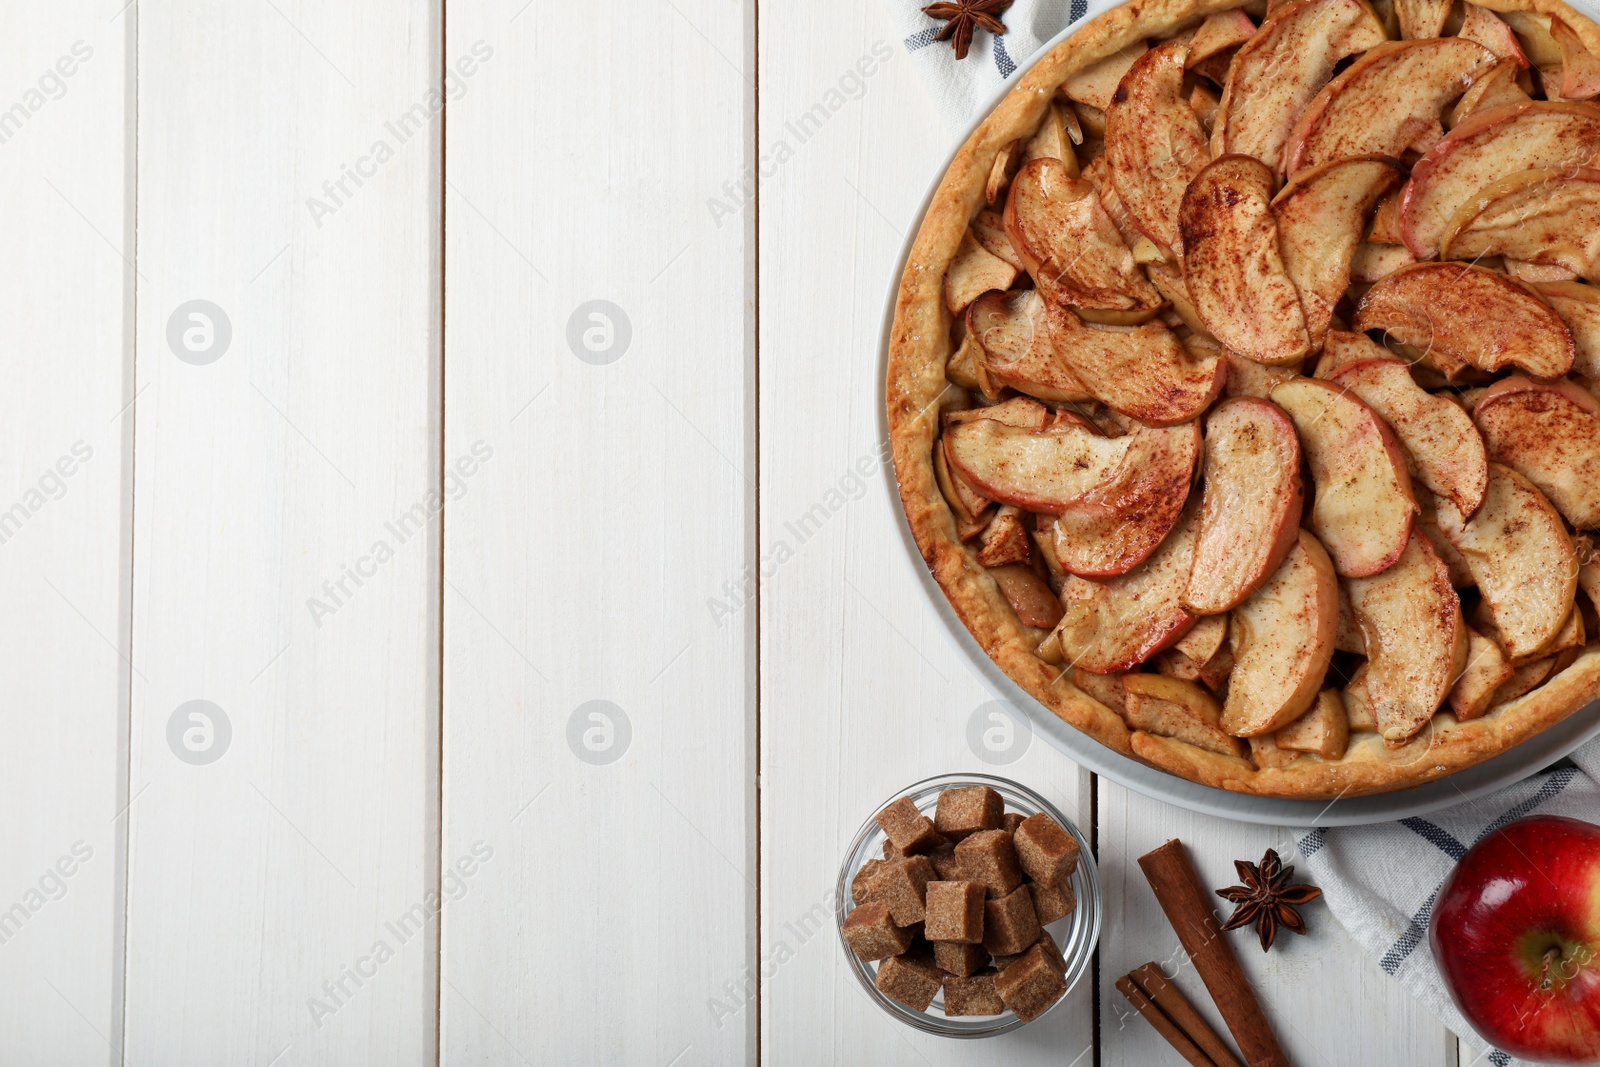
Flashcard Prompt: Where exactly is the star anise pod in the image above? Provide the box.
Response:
[922,0,1014,61]
[1215,849,1323,952]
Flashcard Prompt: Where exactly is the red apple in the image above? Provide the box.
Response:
[1431,815,1600,1063]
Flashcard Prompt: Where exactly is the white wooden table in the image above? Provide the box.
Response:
[1,1,1477,1063]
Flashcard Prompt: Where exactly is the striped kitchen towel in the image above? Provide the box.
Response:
[1297,739,1600,1067]
[883,0,1113,132]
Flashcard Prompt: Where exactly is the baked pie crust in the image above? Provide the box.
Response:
[887,0,1600,797]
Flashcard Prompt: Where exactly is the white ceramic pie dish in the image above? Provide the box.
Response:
[877,0,1600,826]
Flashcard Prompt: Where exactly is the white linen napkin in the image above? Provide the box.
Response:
[1294,741,1600,1067]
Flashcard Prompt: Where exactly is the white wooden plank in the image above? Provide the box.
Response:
[1097,784,1455,1065]
[439,1,755,1063]
[757,5,1098,1062]
[0,4,131,1062]
[126,3,441,1063]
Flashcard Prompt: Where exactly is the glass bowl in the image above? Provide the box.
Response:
[834,772,1101,1037]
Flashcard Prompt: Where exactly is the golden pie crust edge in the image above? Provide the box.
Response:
[885,0,1600,799]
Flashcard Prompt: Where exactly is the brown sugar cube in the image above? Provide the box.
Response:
[923,880,986,943]
[841,902,913,962]
[928,842,965,881]
[933,940,991,978]
[1029,880,1078,926]
[851,858,887,905]
[992,950,1024,971]
[1001,812,1025,833]
[882,839,903,861]
[993,943,1069,1022]
[870,856,936,926]
[954,829,1023,898]
[983,885,1042,956]
[1036,933,1066,976]
[934,785,1003,840]
[875,796,943,856]
[943,969,1005,1016]
[1014,813,1081,888]
[875,950,944,1012]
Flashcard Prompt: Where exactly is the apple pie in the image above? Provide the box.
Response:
[887,0,1600,797]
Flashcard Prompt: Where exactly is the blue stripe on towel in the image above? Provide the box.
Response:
[993,36,1016,78]
[1379,889,1438,976]
[1478,765,1579,841]
[904,27,942,52]
[1400,817,1468,861]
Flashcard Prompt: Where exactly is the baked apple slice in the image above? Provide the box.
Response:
[1061,41,1148,111]
[1439,167,1600,278]
[1124,674,1247,758]
[1003,157,1164,317]
[1212,0,1388,173]
[1353,262,1576,379]
[1473,374,1600,529]
[1187,10,1257,74]
[1283,40,1496,174]
[1345,532,1468,743]
[1434,463,1577,659]
[1458,4,1529,67]
[1106,40,1210,257]
[971,208,1025,270]
[1180,155,1311,365]
[1185,398,1304,613]
[1041,302,1223,425]
[1552,15,1600,100]
[1221,531,1339,737]
[943,410,1123,512]
[1535,280,1600,378]
[1313,328,1389,378]
[946,230,1019,315]
[1324,354,1488,516]
[1050,422,1203,577]
[966,290,1096,403]
[1398,100,1600,260]
[1272,377,1418,577]
[1272,157,1401,345]
[1447,627,1515,721]
[1447,58,1530,129]
[1394,0,1451,39]
[943,396,1051,430]
[1050,506,1200,673]
[1350,241,1419,284]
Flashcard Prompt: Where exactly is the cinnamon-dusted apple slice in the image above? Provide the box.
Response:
[1345,532,1468,743]
[1060,41,1148,111]
[1313,328,1389,379]
[1460,4,1528,64]
[943,395,1051,430]
[1272,377,1418,577]
[1552,15,1600,100]
[1221,531,1340,736]
[1106,40,1210,258]
[1324,353,1488,516]
[1500,10,1565,66]
[1353,262,1577,379]
[1434,463,1577,659]
[1504,260,1580,285]
[1217,341,1300,398]
[1003,157,1164,317]
[945,230,1019,315]
[1040,302,1223,425]
[1448,627,1515,721]
[1024,101,1079,172]
[1473,374,1600,529]
[1535,281,1600,378]
[989,564,1064,631]
[1211,0,1388,173]
[1051,422,1203,577]
[1350,241,1419,284]
[1187,10,1257,75]
[1394,0,1451,39]
[1272,157,1401,345]
[966,290,1096,403]
[1274,689,1350,759]
[1398,100,1600,260]
[1369,188,1405,244]
[934,441,991,534]
[1180,155,1311,365]
[1447,59,1530,129]
[1050,507,1200,673]
[1475,598,1586,666]
[1283,40,1496,174]
[1185,398,1304,613]
[1439,168,1600,278]
[943,410,1127,512]
[986,140,1023,206]
[971,207,1025,271]
[977,506,1031,568]
[1124,674,1247,758]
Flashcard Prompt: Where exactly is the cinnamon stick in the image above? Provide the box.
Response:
[1115,975,1215,1067]
[1138,839,1289,1067]
[1131,962,1245,1067]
